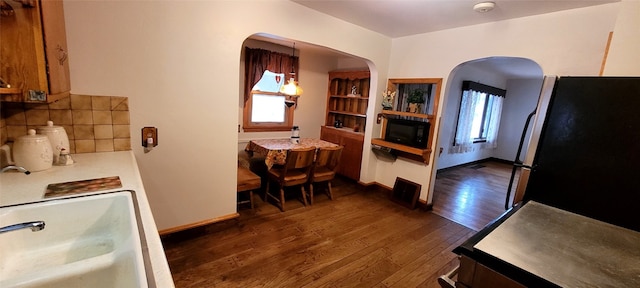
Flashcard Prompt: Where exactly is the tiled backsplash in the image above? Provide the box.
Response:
[0,95,131,153]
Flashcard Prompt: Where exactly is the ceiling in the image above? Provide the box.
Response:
[291,0,619,38]
[255,0,618,79]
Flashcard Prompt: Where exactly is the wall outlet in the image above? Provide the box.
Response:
[141,127,158,147]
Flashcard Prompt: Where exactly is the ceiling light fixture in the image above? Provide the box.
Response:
[280,42,303,97]
[473,1,495,13]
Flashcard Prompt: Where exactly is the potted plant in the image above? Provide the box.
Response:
[407,89,425,113]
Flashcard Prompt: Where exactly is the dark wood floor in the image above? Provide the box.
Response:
[162,177,475,288]
[432,160,519,231]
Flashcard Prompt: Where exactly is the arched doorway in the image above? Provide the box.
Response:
[432,56,543,230]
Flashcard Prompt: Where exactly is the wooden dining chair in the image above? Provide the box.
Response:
[264,146,316,212]
[308,145,343,205]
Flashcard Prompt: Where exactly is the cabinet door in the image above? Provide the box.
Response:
[320,126,341,144]
[338,132,363,181]
[320,126,363,181]
[40,0,70,98]
[0,1,47,95]
[0,0,69,102]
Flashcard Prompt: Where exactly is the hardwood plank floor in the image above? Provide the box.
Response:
[162,177,475,287]
[432,160,520,231]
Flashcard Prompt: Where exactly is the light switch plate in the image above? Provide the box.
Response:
[141,127,158,147]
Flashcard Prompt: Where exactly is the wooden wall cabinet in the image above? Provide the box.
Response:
[321,70,369,181]
[371,78,442,163]
[0,0,71,103]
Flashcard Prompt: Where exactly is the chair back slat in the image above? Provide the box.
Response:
[285,147,316,170]
[315,146,343,171]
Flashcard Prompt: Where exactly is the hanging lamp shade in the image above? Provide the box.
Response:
[280,77,303,96]
[280,42,302,96]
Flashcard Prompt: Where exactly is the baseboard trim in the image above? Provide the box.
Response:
[158,212,240,236]
[437,157,512,174]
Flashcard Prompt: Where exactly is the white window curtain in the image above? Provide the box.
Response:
[450,90,481,154]
[450,81,505,154]
[482,94,503,149]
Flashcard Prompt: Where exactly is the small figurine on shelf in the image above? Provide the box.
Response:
[347,85,360,97]
[381,90,395,110]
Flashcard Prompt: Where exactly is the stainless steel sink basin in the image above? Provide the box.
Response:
[0,191,148,287]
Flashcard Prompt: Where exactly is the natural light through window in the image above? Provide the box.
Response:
[243,45,298,132]
[450,81,505,154]
[470,92,487,140]
[251,94,285,122]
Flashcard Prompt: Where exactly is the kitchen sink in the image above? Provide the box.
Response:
[0,190,149,287]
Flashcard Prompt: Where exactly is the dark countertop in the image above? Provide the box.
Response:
[455,201,640,288]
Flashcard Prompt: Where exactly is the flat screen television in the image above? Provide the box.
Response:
[384,118,430,149]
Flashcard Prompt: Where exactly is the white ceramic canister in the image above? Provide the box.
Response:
[37,120,70,163]
[13,129,54,172]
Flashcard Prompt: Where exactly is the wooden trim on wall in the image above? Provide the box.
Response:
[436,157,512,174]
[158,212,240,236]
[600,31,614,76]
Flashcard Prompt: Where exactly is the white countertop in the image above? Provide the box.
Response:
[0,151,174,287]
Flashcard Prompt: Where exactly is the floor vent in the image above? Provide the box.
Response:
[468,164,486,170]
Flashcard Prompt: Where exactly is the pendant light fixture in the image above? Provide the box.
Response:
[280,42,303,97]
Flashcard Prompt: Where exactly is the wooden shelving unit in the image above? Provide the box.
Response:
[373,78,442,163]
[325,70,370,132]
[321,70,370,181]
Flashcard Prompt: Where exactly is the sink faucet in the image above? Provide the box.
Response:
[0,165,31,175]
[0,221,45,234]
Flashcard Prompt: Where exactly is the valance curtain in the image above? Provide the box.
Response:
[244,47,299,103]
[450,81,505,154]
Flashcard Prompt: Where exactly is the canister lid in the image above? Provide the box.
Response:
[38,120,63,130]
[16,129,49,142]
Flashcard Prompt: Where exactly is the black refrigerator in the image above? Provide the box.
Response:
[514,76,640,232]
[448,76,640,288]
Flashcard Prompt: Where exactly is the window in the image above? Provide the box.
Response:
[451,81,505,154]
[243,47,298,132]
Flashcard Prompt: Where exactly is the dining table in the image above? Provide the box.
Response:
[245,138,339,169]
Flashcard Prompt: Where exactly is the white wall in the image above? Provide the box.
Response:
[436,74,543,170]
[603,0,640,75]
[63,0,391,231]
[493,78,544,162]
[62,0,636,231]
[436,64,507,169]
[387,3,620,204]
